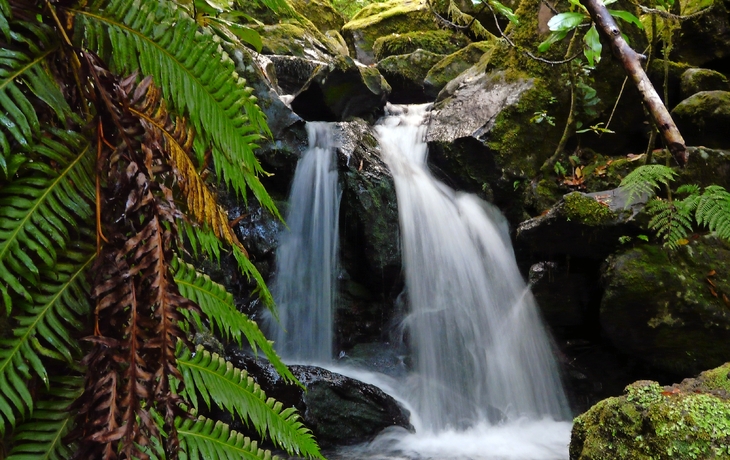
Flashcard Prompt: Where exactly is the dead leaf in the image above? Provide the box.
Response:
[676,238,689,246]
[723,294,730,307]
[708,270,716,277]
[627,153,646,162]
[661,387,681,396]
[594,165,607,177]
[709,286,718,297]
[707,278,716,288]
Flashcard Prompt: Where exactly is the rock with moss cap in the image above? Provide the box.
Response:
[372,30,470,61]
[423,41,495,98]
[376,49,446,102]
[600,236,730,375]
[672,91,730,149]
[516,189,643,260]
[570,367,730,459]
[289,0,346,34]
[680,68,730,99]
[342,0,438,64]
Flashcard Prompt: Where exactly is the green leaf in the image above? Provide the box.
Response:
[177,346,323,459]
[538,29,568,52]
[207,17,263,52]
[583,24,602,67]
[547,12,586,31]
[608,9,644,29]
[488,0,519,24]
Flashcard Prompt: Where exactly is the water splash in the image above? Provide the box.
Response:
[375,103,570,431]
[268,122,340,362]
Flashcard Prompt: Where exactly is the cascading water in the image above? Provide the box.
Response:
[375,104,570,429]
[268,122,340,363]
[328,103,572,459]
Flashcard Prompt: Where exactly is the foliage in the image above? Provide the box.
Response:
[0,0,321,458]
[620,165,730,249]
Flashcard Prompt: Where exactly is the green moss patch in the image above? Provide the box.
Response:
[373,30,470,61]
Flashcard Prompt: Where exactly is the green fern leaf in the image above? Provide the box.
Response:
[0,246,93,436]
[172,257,294,384]
[619,165,677,206]
[647,198,694,249]
[6,376,83,460]
[73,0,281,219]
[696,185,730,240]
[177,346,322,459]
[0,20,70,174]
[182,223,275,311]
[177,414,280,460]
[0,129,94,314]
[0,0,11,41]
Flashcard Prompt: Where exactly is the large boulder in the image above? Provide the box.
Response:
[672,90,730,149]
[600,236,730,375]
[680,68,730,99]
[342,0,438,64]
[289,0,346,34]
[672,0,730,68]
[227,350,413,446]
[570,366,730,460]
[376,49,446,102]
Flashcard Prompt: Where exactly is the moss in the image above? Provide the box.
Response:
[372,30,470,60]
[561,192,617,226]
[376,49,445,87]
[698,364,730,393]
[423,41,495,95]
[571,378,730,459]
[289,0,345,33]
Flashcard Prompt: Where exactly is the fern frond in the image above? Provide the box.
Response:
[177,414,279,460]
[182,223,275,310]
[0,129,93,314]
[0,19,70,173]
[171,258,295,384]
[0,245,93,436]
[72,0,281,218]
[130,79,248,255]
[619,165,677,206]
[6,376,83,460]
[0,0,11,41]
[696,185,730,241]
[647,198,694,250]
[177,346,322,459]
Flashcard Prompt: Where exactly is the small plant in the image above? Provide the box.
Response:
[620,165,730,249]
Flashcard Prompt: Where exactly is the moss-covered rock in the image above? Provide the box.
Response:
[372,30,470,61]
[601,236,730,375]
[376,49,445,102]
[672,90,730,149]
[570,371,730,459]
[289,0,346,34]
[680,68,730,99]
[423,41,495,98]
[257,23,339,60]
[648,59,694,110]
[342,0,437,64]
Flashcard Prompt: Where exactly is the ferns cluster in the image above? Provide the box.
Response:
[0,0,322,458]
[620,165,730,249]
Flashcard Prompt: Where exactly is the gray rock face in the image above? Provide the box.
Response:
[427,69,533,142]
[376,49,445,103]
[672,90,730,149]
[227,349,413,447]
[600,236,730,375]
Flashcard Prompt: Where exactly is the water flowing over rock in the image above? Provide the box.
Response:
[376,104,570,429]
[267,123,341,362]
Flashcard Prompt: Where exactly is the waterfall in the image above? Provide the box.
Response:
[374,104,570,431]
[268,122,340,362]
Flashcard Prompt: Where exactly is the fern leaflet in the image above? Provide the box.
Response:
[5,376,83,460]
[177,414,280,460]
[647,198,694,249]
[619,164,677,206]
[695,185,730,240]
[172,257,295,384]
[177,346,322,458]
[0,245,93,436]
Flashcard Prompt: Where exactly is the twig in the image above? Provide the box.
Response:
[634,3,713,21]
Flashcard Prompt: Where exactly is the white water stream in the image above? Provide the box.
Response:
[268,122,340,362]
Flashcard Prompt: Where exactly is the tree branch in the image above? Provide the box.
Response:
[580,0,688,166]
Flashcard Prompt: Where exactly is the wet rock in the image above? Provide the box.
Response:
[342,0,438,64]
[227,349,413,446]
[337,342,408,378]
[373,30,470,61]
[570,366,730,460]
[423,41,495,98]
[600,236,730,375]
[516,190,641,260]
[680,68,730,99]
[376,49,446,103]
[529,261,590,330]
[672,90,730,149]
